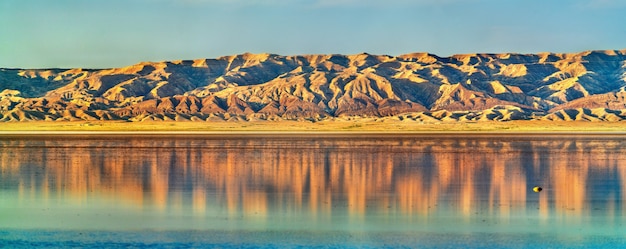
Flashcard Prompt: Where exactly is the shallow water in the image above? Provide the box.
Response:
[1,134,625,248]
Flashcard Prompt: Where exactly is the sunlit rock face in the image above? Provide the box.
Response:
[1,50,626,121]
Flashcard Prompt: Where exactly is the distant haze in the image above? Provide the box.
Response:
[1,0,625,68]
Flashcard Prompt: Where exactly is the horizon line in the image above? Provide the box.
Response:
[2,48,625,70]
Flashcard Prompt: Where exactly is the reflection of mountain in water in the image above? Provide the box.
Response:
[1,135,625,218]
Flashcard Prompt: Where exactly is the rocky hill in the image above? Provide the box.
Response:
[1,50,626,122]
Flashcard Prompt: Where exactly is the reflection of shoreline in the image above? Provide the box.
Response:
[1,137,625,219]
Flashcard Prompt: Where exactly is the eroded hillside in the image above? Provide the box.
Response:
[1,50,626,121]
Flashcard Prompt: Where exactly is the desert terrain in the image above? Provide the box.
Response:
[1,120,625,133]
[2,50,626,131]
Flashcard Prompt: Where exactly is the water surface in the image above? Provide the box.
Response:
[1,134,625,248]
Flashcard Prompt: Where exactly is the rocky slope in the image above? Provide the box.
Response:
[1,50,626,122]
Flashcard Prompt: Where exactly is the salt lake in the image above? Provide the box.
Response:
[1,134,625,248]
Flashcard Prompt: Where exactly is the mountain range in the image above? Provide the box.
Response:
[1,50,626,122]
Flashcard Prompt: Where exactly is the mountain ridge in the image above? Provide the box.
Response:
[2,49,626,122]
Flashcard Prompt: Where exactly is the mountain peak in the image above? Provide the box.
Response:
[2,49,626,122]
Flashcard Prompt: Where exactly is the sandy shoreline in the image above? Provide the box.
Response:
[2,130,626,137]
[1,120,626,136]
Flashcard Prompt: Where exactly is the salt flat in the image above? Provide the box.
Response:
[2,120,626,133]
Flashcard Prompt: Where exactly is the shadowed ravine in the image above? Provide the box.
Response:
[2,50,626,122]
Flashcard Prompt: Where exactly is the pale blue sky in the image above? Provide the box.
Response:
[1,0,625,68]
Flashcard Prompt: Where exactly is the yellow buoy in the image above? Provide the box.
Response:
[533,186,543,193]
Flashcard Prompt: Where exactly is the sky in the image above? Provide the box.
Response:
[1,0,625,68]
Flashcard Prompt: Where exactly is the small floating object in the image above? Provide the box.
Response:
[533,186,543,193]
